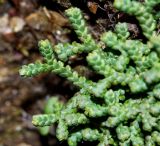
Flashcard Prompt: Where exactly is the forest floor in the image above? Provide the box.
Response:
[0,0,148,146]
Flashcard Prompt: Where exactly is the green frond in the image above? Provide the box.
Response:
[54,42,85,61]
[38,40,55,63]
[20,2,160,146]
[65,7,98,51]
[19,62,49,77]
[152,131,160,145]
[68,131,82,146]
[81,128,101,141]
[64,113,89,126]
[56,120,69,141]
[32,114,57,126]
[114,0,156,38]
[145,0,160,11]
[116,124,130,142]
[115,23,130,40]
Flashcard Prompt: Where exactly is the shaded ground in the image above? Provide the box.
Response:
[0,0,143,146]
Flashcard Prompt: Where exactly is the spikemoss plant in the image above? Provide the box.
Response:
[20,0,160,145]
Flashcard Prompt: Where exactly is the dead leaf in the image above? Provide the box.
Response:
[25,8,68,32]
[87,2,98,14]
[9,16,26,32]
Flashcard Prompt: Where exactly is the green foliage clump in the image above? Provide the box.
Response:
[20,0,160,145]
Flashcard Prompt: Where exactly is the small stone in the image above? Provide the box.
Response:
[0,14,12,34]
